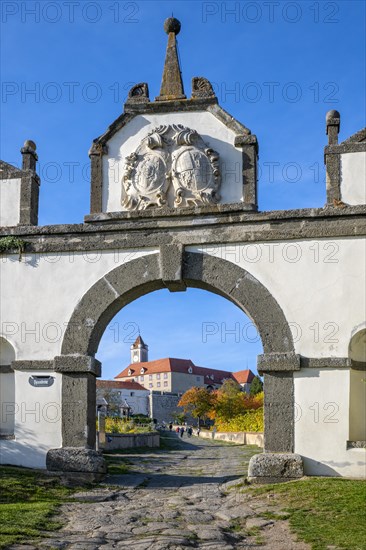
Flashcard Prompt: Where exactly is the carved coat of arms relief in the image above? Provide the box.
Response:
[122,125,221,210]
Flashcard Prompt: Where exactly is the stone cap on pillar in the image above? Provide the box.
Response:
[21,140,38,172]
[54,355,101,376]
[326,110,341,145]
[257,352,300,375]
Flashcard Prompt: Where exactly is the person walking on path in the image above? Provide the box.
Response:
[179,426,185,438]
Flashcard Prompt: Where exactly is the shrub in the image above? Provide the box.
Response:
[215,407,264,433]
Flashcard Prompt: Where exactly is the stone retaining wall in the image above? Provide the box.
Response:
[198,430,264,448]
[104,431,160,450]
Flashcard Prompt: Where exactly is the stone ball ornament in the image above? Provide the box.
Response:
[326,110,341,122]
[23,140,37,151]
[164,17,181,35]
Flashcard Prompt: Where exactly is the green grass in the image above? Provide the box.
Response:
[247,478,366,550]
[0,466,82,548]
[103,454,131,475]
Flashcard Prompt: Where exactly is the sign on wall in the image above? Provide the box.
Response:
[29,375,54,388]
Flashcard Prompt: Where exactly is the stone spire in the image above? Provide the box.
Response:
[156,17,186,101]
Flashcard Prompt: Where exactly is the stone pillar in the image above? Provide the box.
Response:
[248,352,304,483]
[89,142,108,214]
[46,355,106,477]
[324,110,341,204]
[19,140,40,225]
[234,134,258,211]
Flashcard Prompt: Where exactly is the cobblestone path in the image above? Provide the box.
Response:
[17,432,310,550]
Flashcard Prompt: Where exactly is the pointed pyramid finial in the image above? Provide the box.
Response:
[156,17,186,101]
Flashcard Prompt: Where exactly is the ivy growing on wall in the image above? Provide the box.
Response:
[0,236,27,261]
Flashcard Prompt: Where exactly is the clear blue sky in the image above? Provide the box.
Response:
[1,1,365,378]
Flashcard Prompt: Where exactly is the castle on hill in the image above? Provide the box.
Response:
[96,335,256,419]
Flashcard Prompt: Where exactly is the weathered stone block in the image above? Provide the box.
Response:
[248,452,303,483]
[46,447,107,474]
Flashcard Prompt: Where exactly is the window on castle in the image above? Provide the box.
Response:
[149,383,153,389]
[164,381,168,387]
[157,382,161,388]
[149,374,152,380]
[157,374,160,379]
[140,375,144,381]
[164,373,168,379]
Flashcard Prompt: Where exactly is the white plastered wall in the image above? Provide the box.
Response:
[0,249,157,468]
[294,369,365,478]
[189,237,366,477]
[189,237,366,359]
[102,112,243,211]
[0,249,157,360]
[0,371,62,468]
[341,152,366,205]
[0,178,21,226]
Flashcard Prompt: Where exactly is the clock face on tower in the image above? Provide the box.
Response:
[133,354,138,362]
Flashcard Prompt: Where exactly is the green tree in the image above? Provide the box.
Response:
[250,376,263,396]
[211,379,246,423]
[178,387,214,424]
[172,412,186,425]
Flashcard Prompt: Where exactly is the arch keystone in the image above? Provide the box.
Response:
[159,243,186,292]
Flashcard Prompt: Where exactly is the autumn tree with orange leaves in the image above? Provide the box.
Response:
[178,379,264,429]
[178,387,215,424]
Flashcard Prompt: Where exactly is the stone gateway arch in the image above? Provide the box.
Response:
[0,18,365,481]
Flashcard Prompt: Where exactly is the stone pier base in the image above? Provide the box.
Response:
[248,453,303,484]
[46,447,107,483]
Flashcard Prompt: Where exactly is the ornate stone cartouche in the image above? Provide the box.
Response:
[122,125,221,210]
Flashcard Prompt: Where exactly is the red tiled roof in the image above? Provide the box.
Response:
[232,370,256,384]
[96,380,147,391]
[115,358,234,385]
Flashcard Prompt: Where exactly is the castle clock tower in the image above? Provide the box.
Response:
[130,335,148,363]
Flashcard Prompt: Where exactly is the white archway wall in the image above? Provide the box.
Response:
[0,249,158,360]
[0,236,365,475]
[0,238,364,361]
[190,236,366,358]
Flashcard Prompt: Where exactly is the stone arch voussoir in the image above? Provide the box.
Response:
[61,250,294,358]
